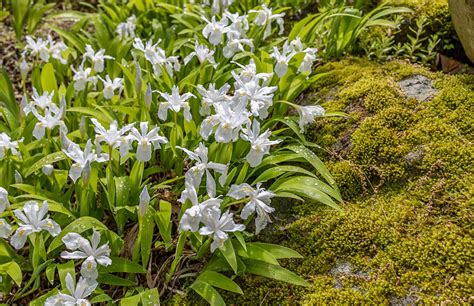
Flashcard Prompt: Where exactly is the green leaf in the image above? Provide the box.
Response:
[287,145,338,190]
[139,208,155,266]
[243,259,309,287]
[235,243,279,265]
[155,200,172,245]
[24,152,66,177]
[67,107,114,123]
[272,176,342,210]
[57,260,75,290]
[197,271,243,295]
[45,264,56,285]
[90,293,113,303]
[41,63,58,95]
[249,243,303,259]
[50,26,85,53]
[220,238,238,274]
[252,165,317,184]
[97,273,136,286]
[190,280,226,306]
[100,257,146,274]
[0,262,22,286]
[140,288,160,305]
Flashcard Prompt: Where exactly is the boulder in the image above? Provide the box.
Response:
[449,0,474,63]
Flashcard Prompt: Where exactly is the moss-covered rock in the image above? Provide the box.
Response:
[227,58,473,304]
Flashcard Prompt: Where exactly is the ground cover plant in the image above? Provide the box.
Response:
[0,0,346,304]
[226,58,473,304]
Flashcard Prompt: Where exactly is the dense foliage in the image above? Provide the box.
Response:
[0,0,346,304]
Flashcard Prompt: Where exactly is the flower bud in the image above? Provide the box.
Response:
[138,186,150,217]
[0,187,8,210]
[79,116,86,139]
[42,164,54,176]
[20,59,29,81]
[145,83,152,109]
[135,61,142,95]
[14,170,23,184]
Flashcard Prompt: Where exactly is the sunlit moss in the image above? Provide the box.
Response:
[227,58,473,304]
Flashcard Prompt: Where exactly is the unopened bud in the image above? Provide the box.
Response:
[135,61,142,95]
[145,83,152,108]
[138,186,150,217]
[14,170,23,184]
[20,59,29,81]
[79,116,86,139]
[42,164,54,176]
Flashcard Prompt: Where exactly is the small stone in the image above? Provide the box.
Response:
[398,75,438,102]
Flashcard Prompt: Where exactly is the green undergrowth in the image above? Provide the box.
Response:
[222,58,474,304]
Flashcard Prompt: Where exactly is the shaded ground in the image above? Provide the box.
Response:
[220,58,473,305]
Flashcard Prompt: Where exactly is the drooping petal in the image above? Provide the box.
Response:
[80,257,98,281]
[69,163,83,183]
[241,201,256,220]
[10,226,33,249]
[62,233,85,250]
[0,219,12,238]
[60,250,88,260]
[38,218,61,236]
[136,142,152,162]
[96,254,112,266]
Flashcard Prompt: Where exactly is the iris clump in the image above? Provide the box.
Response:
[0,0,343,304]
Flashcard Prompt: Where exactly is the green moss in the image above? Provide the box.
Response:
[327,161,364,200]
[230,58,473,305]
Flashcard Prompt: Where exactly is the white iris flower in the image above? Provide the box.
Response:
[183,42,217,67]
[0,132,23,159]
[223,37,254,59]
[270,42,296,78]
[232,60,273,85]
[202,16,229,46]
[157,85,196,122]
[63,139,109,183]
[116,15,136,38]
[129,122,168,162]
[241,119,282,167]
[177,143,228,197]
[91,119,134,158]
[199,209,245,252]
[84,45,114,73]
[25,35,67,64]
[298,48,318,74]
[200,102,250,143]
[179,182,223,232]
[31,102,66,140]
[224,11,249,39]
[98,75,124,100]
[296,105,326,132]
[61,229,112,281]
[71,65,97,92]
[250,4,285,39]
[45,273,97,306]
[133,38,181,77]
[11,201,61,249]
[23,88,55,115]
[232,71,277,119]
[228,183,275,234]
[196,83,231,116]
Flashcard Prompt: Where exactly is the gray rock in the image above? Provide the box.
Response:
[398,75,438,102]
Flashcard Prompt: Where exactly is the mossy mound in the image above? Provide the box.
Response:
[225,58,473,304]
